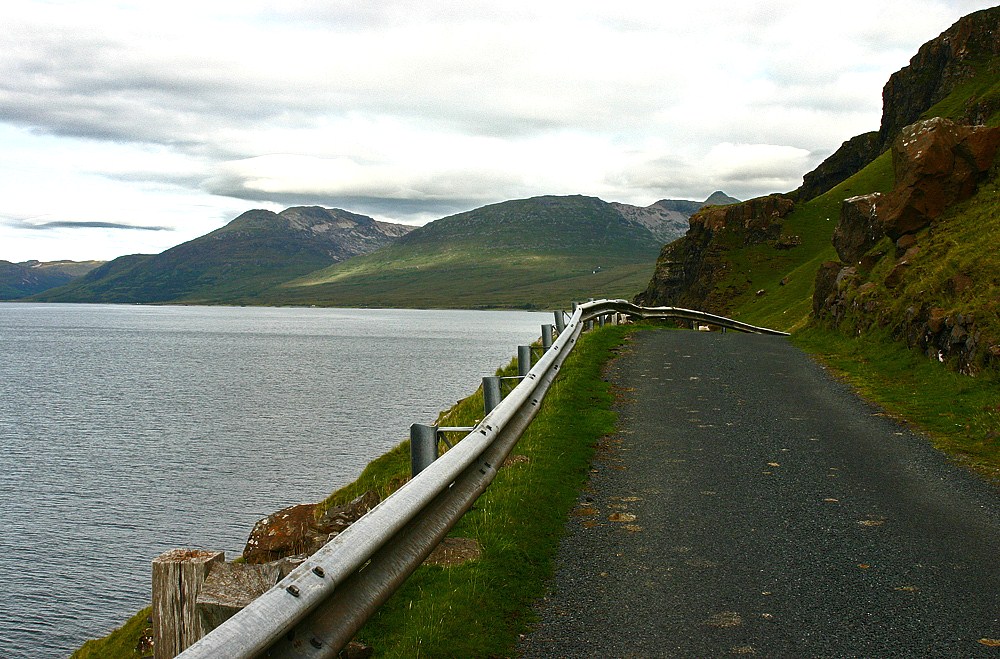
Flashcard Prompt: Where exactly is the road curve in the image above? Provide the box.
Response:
[520,329,1000,658]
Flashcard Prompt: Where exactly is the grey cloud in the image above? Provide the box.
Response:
[3,217,172,231]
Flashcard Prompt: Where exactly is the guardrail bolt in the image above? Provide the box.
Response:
[286,585,300,597]
[312,566,325,578]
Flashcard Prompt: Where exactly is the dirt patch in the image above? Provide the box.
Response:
[423,537,482,567]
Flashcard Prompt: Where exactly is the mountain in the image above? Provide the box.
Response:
[256,194,722,309]
[0,259,104,300]
[611,192,739,244]
[637,6,1000,376]
[32,207,414,304]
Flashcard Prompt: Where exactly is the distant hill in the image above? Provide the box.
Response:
[611,191,739,244]
[0,259,104,300]
[33,207,414,304]
[258,193,725,309]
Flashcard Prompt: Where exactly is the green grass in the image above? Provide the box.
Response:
[70,608,152,659]
[732,151,895,332]
[793,326,1000,481]
[351,324,629,656]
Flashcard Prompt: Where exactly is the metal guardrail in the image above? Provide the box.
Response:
[175,300,786,658]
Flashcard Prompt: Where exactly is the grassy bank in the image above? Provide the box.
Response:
[70,324,631,657]
[793,325,1000,482]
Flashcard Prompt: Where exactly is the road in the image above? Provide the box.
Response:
[520,329,1000,658]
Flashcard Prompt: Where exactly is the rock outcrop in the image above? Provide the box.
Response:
[879,7,1000,145]
[796,6,1000,202]
[829,118,1000,268]
[879,118,1000,240]
[799,132,881,202]
[636,194,795,312]
[242,490,380,564]
[814,117,1000,374]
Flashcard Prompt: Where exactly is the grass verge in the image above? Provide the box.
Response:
[793,325,1000,482]
[70,608,151,659]
[351,324,630,656]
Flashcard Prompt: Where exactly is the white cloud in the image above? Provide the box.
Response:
[0,0,994,261]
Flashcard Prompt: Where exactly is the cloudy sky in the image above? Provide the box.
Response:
[0,1,993,262]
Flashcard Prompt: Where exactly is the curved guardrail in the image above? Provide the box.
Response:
[175,300,786,658]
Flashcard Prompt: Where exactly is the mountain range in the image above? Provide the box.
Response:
[23,192,737,307]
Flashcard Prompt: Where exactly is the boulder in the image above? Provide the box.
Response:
[876,118,1000,240]
[833,193,883,264]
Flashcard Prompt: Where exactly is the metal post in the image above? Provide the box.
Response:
[409,423,438,477]
[518,345,532,377]
[482,376,502,415]
[553,309,565,334]
[541,324,553,351]
[572,301,579,312]
[598,314,606,328]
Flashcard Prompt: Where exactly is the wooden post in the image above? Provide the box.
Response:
[152,549,224,658]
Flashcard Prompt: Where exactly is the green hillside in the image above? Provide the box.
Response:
[33,207,411,304]
[734,49,999,332]
[260,195,669,309]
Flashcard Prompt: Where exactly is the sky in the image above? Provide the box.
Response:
[0,1,994,262]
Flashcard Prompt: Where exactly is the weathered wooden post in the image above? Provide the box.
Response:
[410,423,438,477]
[152,549,225,659]
[518,345,532,377]
[541,324,553,351]
[482,376,502,414]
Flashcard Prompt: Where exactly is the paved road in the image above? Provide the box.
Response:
[520,329,1000,658]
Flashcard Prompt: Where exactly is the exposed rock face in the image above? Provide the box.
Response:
[799,132,881,202]
[814,117,1000,375]
[242,491,380,564]
[833,194,883,264]
[879,7,1000,146]
[878,118,1000,240]
[829,118,1000,267]
[636,194,794,312]
[795,6,1000,201]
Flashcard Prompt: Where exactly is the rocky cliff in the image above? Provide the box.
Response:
[798,6,1000,202]
[814,117,1000,374]
[635,194,795,312]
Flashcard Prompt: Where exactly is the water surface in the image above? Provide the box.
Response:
[0,303,548,658]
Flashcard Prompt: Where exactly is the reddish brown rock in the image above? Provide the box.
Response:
[876,118,1000,240]
[242,490,380,564]
[690,194,794,235]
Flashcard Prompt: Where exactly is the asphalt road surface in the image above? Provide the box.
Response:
[520,329,1000,658]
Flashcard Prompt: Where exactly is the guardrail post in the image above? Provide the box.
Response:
[542,324,553,350]
[410,423,438,477]
[482,376,502,414]
[553,310,565,334]
[518,345,532,377]
[152,549,224,659]
[598,314,606,328]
